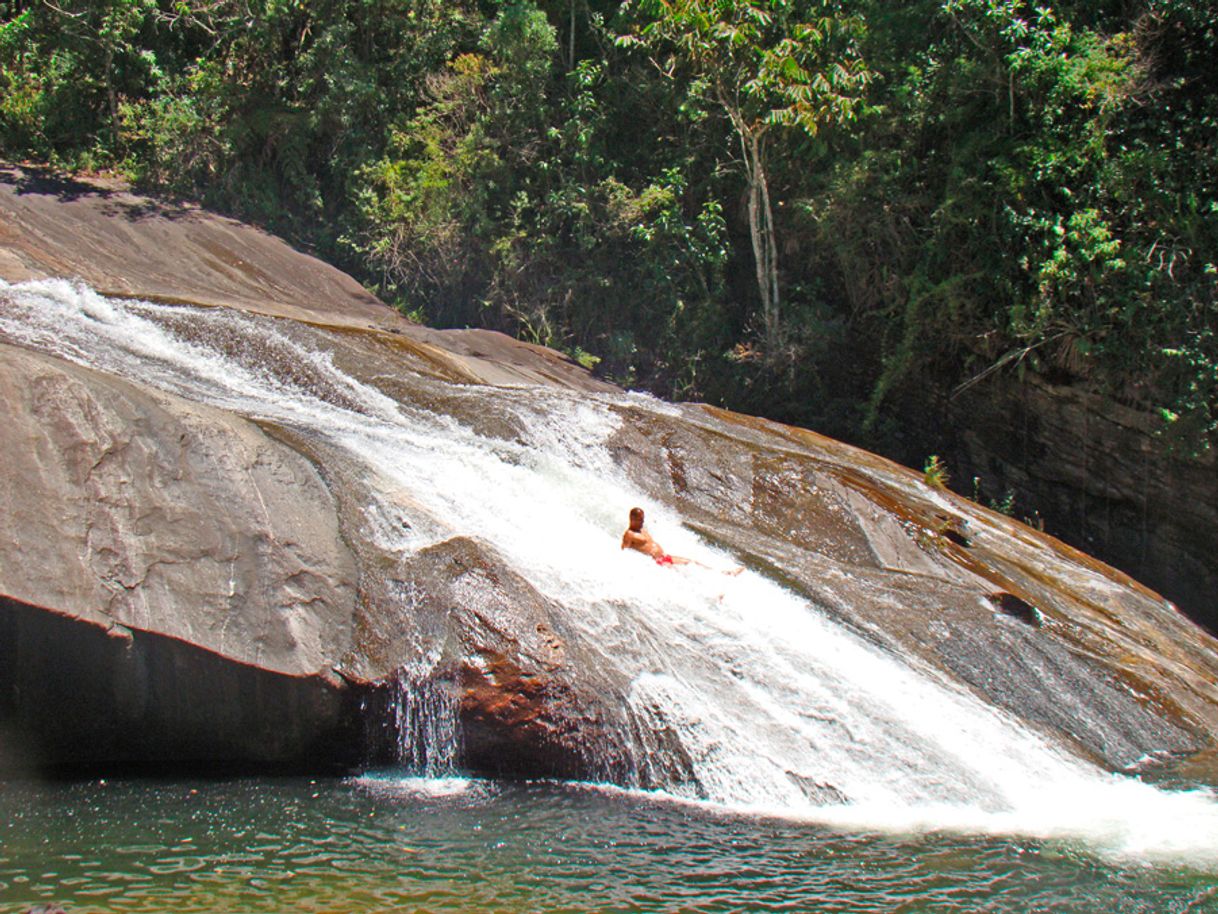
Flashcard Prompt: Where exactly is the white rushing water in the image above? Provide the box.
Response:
[3,278,1218,864]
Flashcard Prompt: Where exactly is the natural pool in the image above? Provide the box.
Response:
[3,773,1216,913]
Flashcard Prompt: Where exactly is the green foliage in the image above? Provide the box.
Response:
[972,475,1017,517]
[923,454,950,489]
[619,0,871,357]
[818,0,1217,455]
[1158,328,1218,453]
[347,1,736,395]
[0,0,161,161]
[623,0,871,137]
[991,490,1016,516]
[1,0,1213,460]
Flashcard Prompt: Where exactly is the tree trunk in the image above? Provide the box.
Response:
[758,143,780,356]
[721,91,783,360]
[105,43,121,153]
[568,0,576,72]
[744,131,781,358]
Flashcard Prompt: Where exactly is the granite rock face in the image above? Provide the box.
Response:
[0,345,357,676]
[949,373,1218,633]
[3,165,1218,783]
[601,404,1218,771]
[0,166,625,772]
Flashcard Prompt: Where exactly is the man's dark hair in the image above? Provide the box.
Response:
[629,507,644,523]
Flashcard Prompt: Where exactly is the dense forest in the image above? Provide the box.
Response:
[1,0,1214,476]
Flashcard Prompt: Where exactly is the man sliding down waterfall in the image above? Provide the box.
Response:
[621,507,742,575]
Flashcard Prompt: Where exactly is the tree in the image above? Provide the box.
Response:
[619,0,870,360]
[0,0,161,159]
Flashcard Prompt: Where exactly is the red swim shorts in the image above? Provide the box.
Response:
[654,554,674,566]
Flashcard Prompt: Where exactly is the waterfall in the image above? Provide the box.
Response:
[3,278,1218,862]
[388,665,462,777]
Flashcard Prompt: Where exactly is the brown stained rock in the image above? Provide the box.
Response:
[458,648,607,779]
[338,535,635,780]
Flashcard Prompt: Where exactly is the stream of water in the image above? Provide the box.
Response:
[2,278,1218,907]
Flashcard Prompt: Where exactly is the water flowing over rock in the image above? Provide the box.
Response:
[3,167,1218,833]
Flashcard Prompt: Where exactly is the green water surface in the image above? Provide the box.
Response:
[2,774,1216,913]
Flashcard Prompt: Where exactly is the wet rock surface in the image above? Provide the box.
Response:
[344,535,639,781]
[950,371,1218,633]
[605,405,1218,770]
[3,167,1218,782]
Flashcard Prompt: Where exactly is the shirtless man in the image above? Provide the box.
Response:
[621,507,695,566]
[621,507,742,574]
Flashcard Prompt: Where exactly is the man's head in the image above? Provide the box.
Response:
[629,507,645,530]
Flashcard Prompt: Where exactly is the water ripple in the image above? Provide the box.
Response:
[0,776,1214,913]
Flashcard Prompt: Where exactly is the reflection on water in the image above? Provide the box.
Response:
[2,776,1215,913]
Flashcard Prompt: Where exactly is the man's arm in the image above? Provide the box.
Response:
[623,528,663,557]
